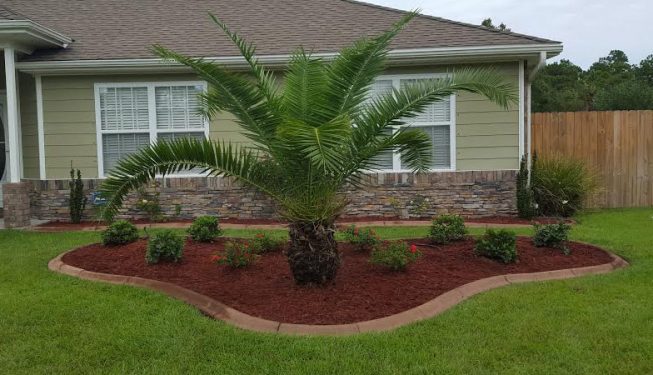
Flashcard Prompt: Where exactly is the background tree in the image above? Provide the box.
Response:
[593,79,653,110]
[532,50,653,112]
[532,60,589,112]
[100,12,516,285]
[635,54,653,86]
[584,50,635,104]
[481,18,510,32]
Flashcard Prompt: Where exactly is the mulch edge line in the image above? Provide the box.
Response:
[48,247,629,336]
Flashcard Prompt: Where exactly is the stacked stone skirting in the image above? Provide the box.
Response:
[2,182,31,228]
[27,170,517,221]
[49,248,629,336]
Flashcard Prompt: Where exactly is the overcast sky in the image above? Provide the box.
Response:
[370,0,652,68]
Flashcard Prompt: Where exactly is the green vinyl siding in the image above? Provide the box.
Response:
[39,62,521,178]
[19,73,40,178]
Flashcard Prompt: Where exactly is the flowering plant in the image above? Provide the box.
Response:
[343,225,380,251]
[214,240,257,268]
[369,241,421,271]
[250,232,285,254]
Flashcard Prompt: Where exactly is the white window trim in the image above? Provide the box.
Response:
[94,81,209,178]
[368,73,456,173]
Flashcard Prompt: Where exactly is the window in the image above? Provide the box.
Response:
[95,82,208,176]
[365,74,455,171]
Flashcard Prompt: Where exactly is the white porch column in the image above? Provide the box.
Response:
[4,47,21,183]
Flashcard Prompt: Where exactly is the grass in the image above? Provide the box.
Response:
[1,209,652,374]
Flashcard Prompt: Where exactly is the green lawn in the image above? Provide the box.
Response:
[1,209,652,374]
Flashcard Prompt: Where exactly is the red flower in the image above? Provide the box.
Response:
[211,255,223,262]
[410,244,417,254]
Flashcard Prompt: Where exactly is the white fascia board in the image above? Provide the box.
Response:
[0,20,72,49]
[16,43,563,75]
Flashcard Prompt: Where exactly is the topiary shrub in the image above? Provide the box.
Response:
[69,168,87,224]
[102,220,139,245]
[146,230,184,264]
[531,155,598,217]
[533,222,571,255]
[475,229,517,263]
[250,232,285,254]
[214,240,256,268]
[187,216,222,242]
[428,215,466,244]
[343,225,380,251]
[369,241,421,271]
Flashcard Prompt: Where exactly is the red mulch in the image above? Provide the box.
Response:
[62,237,612,325]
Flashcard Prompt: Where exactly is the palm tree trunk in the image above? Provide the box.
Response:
[287,221,340,285]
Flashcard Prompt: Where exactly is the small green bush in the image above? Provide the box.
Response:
[102,220,139,245]
[214,240,256,268]
[531,155,598,217]
[533,222,571,255]
[369,241,421,271]
[475,229,517,264]
[428,215,466,244]
[250,232,285,254]
[343,225,380,251]
[146,230,184,264]
[187,216,222,242]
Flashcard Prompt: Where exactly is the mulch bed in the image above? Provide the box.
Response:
[62,237,612,325]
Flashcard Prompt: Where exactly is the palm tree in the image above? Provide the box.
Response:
[100,11,516,285]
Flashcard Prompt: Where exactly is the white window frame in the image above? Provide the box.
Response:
[94,81,210,178]
[368,73,456,173]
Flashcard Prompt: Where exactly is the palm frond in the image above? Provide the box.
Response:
[324,10,418,119]
[277,115,352,173]
[281,49,330,126]
[100,138,281,221]
[153,46,279,151]
[208,13,281,109]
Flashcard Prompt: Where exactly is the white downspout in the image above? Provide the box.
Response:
[527,51,547,171]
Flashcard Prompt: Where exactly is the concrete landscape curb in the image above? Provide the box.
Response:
[49,249,628,336]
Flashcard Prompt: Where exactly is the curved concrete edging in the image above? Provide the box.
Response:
[49,249,629,336]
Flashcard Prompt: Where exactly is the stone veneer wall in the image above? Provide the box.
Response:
[3,182,32,228]
[26,170,517,221]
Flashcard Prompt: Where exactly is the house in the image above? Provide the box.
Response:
[0,0,562,228]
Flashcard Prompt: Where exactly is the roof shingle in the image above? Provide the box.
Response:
[4,0,559,62]
[0,5,28,21]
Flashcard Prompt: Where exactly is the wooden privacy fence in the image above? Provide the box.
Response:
[531,111,653,208]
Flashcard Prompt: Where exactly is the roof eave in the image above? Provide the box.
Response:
[0,20,72,52]
[16,43,563,75]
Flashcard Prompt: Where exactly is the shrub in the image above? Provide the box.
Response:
[428,215,466,244]
[146,230,184,264]
[250,232,285,254]
[69,168,87,224]
[369,241,421,271]
[475,229,517,263]
[102,220,139,245]
[187,216,222,242]
[214,240,256,268]
[343,225,380,251]
[533,222,571,255]
[135,186,164,222]
[531,155,599,217]
[516,154,535,219]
